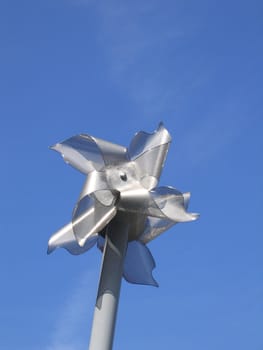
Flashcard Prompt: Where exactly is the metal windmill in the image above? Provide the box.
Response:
[48,123,198,350]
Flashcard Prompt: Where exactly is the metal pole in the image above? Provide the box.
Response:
[89,213,129,350]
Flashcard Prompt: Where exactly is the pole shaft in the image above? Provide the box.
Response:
[89,214,128,350]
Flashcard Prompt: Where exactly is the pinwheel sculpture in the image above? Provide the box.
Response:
[48,123,198,350]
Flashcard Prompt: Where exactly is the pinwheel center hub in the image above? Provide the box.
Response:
[105,163,139,192]
[119,172,127,181]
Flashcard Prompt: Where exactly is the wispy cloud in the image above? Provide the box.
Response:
[176,97,251,168]
[90,1,192,118]
[45,270,97,350]
[68,0,208,122]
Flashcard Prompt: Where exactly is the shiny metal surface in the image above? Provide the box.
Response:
[89,214,129,350]
[48,123,199,286]
[123,241,158,286]
[72,192,117,247]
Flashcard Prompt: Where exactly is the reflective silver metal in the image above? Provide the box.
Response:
[89,214,129,350]
[48,123,199,286]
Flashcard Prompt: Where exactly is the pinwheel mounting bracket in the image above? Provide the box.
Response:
[48,123,199,287]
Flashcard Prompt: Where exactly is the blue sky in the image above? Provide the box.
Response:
[1,0,263,349]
